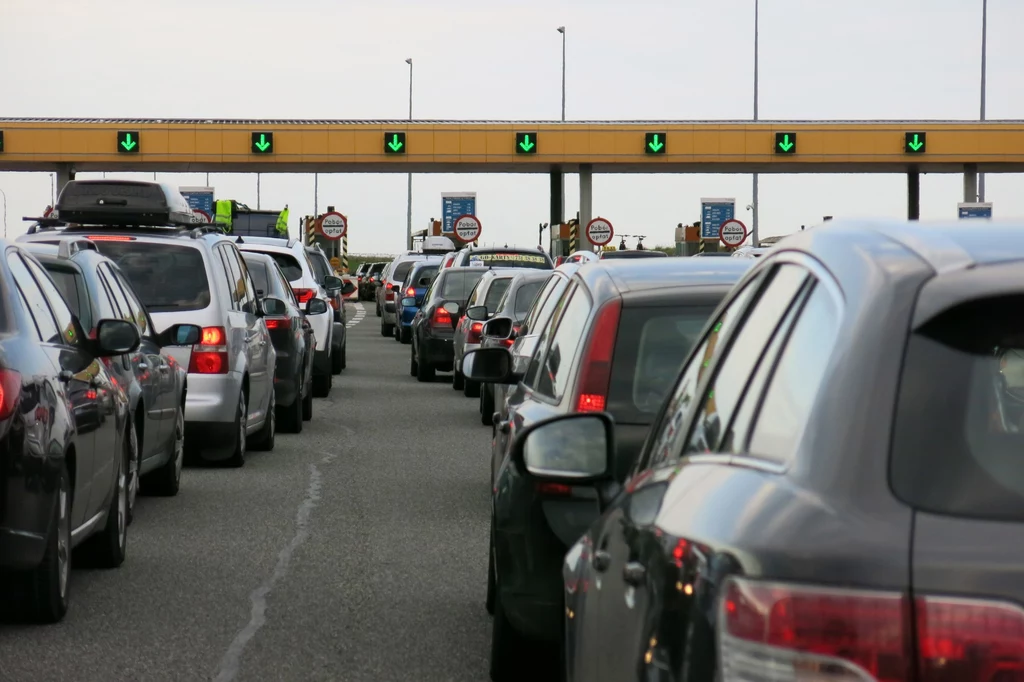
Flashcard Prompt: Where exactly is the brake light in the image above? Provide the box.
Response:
[444,254,455,268]
[467,321,484,344]
[916,595,1024,682]
[535,482,572,496]
[188,326,229,375]
[0,369,22,420]
[293,288,315,304]
[432,306,452,327]
[357,276,363,282]
[504,324,520,346]
[85,235,135,241]
[265,318,291,330]
[406,287,416,297]
[385,290,395,301]
[720,577,912,682]
[574,298,621,412]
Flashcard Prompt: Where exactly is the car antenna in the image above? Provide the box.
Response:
[236,236,244,244]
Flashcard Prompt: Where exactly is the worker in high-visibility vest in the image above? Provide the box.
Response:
[214,200,233,233]
[276,205,289,236]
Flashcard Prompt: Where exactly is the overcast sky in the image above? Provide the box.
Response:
[2,0,1022,253]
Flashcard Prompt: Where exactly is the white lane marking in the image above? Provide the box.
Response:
[212,451,338,682]
[346,301,366,329]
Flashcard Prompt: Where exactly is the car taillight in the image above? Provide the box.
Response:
[504,324,520,347]
[432,306,452,327]
[188,326,229,375]
[265,318,291,330]
[916,595,1024,682]
[720,577,911,682]
[535,481,573,496]
[357,276,363,282]
[573,298,621,412]
[85,235,135,241]
[406,287,416,297]
[293,288,315,304]
[385,290,395,301]
[467,321,484,344]
[0,369,22,420]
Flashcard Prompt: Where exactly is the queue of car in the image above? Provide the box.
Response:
[0,179,354,624]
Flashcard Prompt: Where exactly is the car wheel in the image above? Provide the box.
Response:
[278,387,303,434]
[250,392,276,451]
[126,415,140,525]
[226,391,247,468]
[381,322,394,337]
[464,378,481,398]
[313,368,331,397]
[332,342,343,375]
[23,463,71,623]
[339,343,347,370]
[416,350,435,383]
[400,327,411,344]
[376,303,382,317]
[144,403,184,497]
[486,527,496,615]
[410,345,419,377]
[452,369,465,391]
[84,424,130,568]
[490,579,535,681]
[302,376,314,421]
[481,386,495,426]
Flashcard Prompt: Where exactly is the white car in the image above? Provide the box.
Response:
[236,236,340,397]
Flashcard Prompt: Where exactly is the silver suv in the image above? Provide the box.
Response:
[18,180,277,467]
[377,253,432,337]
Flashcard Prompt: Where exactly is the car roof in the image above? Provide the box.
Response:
[576,256,752,296]
[21,241,111,270]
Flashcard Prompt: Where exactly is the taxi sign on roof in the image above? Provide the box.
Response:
[55,180,194,227]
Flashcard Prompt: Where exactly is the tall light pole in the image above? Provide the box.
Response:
[0,188,7,238]
[557,27,566,121]
[406,58,414,250]
[751,0,760,247]
[979,0,988,201]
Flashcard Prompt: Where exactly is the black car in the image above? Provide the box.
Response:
[361,262,386,301]
[305,245,347,374]
[0,240,195,623]
[407,268,488,382]
[26,239,196,518]
[241,252,316,433]
[461,257,753,681]
[513,219,1024,682]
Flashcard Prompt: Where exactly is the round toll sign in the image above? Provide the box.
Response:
[719,219,747,247]
[320,212,347,240]
[191,209,212,224]
[453,214,482,243]
[585,217,614,246]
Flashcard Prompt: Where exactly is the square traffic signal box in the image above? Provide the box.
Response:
[645,132,667,154]
[116,131,140,153]
[384,132,406,154]
[251,132,274,154]
[904,132,926,154]
[774,132,797,154]
[515,132,538,154]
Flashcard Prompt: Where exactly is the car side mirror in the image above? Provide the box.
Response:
[462,347,519,384]
[323,275,343,293]
[465,305,488,321]
[512,413,615,482]
[400,297,416,307]
[262,297,287,317]
[156,323,202,347]
[482,317,513,339]
[305,298,329,315]
[95,318,141,356]
[342,281,356,295]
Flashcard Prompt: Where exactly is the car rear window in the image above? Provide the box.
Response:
[308,253,331,281]
[441,270,487,301]
[484,278,512,310]
[465,251,552,269]
[514,280,545,318]
[92,241,211,312]
[369,263,385,275]
[244,259,270,295]
[43,265,89,329]
[409,265,438,287]
[606,304,717,423]
[891,294,1024,521]
[391,260,420,283]
[249,251,303,281]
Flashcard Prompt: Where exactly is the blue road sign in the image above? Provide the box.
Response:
[700,198,735,240]
[179,187,215,219]
[442,193,477,235]
[958,202,993,219]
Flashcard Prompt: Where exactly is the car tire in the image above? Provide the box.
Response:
[278,389,303,434]
[226,391,247,468]
[302,377,314,421]
[126,414,140,525]
[83,425,130,569]
[464,378,481,398]
[486,528,496,615]
[376,303,382,317]
[250,392,276,451]
[394,324,401,342]
[313,368,332,398]
[416,350,435,383]
[381,322,394,337]
[481,386,494,426]
[400,327,411,344]
[144,403,184,497]
[339,343,347,370]
[452,370,464,391]
[490,580,534,681]
[410,345,419,377]
[332,343,343,375]
[24,463,71,623]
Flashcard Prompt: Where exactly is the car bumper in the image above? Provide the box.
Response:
[184,371,245,425]
[382,302,396,322]
[421,335,454,370]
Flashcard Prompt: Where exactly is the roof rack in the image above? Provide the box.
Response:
[23,216,68,234]
[189,224,227,239]
[57,238,99,259]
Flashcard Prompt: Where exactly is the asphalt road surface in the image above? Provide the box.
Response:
[0,302,494,682]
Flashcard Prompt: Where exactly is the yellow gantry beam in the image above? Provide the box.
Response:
[1,119,1023,174]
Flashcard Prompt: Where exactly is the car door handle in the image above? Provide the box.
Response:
[623,561,646,586]
[591,550,611,572]
[58,370,73,383]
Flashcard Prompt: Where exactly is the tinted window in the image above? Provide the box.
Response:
[273,263,297,305]
[217,246,243,309]
[111,270,151,336]
[368,263,385,276]
[534,285,593,400]
[465,251,553,269]
[24,257,78,346]
[250,250,302,281]
[44,265,89,329]
[392,260,419,283]
[98,266,131,321]
[523,275,568,336]
[683,264,809,455]
[409,265,438,288]
[607,305,717,423]
[484,278,512,311]
[245,258,271,296]
[890,294,1024,521]
[8,253,60,343]
[514,280,545,318]
[93,241,211,312]
[747,284,838,462]
[308,252,330,281]
[441,270,487,301]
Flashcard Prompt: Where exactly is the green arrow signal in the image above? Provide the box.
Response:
[120,133,137,151]
[647,134,664,152]
[777,134,794,152]
[519,134,535,152]
[908,134,924,151]
[388,134,404,152]
[254,134,271,152]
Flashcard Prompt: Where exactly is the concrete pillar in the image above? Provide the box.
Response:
[549,168,564,228]
[963,163,979,203]
[908,169,920,221]
[55,164,76,197]
[579,164,593,239]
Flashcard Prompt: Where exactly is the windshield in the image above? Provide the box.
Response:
[514,280,545,318]
[440,270,487,301]
[92,241,211,312]
[465,251,552,270]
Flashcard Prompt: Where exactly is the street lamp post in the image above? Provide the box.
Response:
[751,0,760,247]
[557,27,566,121]
[406,58,414,250]
[979,0,988,202]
